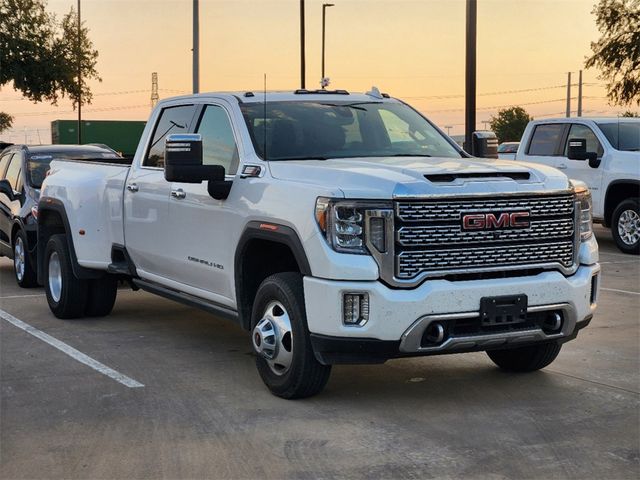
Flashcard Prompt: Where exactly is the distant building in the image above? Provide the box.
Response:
[51,120,146,159]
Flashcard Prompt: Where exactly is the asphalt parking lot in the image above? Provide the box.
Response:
[0,225,638,479]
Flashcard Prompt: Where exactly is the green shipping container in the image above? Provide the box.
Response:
[51,120,146,159]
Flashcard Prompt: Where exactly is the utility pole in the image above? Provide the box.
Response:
[151,72,159,108]
[577,70,583,117]
[566,71,571,117]
[300,0,306,89]
[444,125,453,136]
[193,0,199,94]
[77,0,82,144]
[464,0,477,154]
[321,3,335,81]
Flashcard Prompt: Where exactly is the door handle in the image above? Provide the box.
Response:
[557,163,567,170]
[127,183,139,192]
[171,188,186,199]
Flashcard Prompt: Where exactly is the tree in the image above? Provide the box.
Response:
[0,112,13,133]
[621,111,639,117]
[489,107,533,143]
[585,0,640,106]
[0,0,100,107]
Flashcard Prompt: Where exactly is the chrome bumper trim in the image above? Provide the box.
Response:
[399,303,577,353]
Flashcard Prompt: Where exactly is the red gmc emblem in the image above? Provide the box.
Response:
[462,211,530,230]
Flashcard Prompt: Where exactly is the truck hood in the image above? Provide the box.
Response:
[268,156,571,198]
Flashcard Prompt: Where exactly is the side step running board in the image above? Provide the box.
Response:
[133,278,240,324]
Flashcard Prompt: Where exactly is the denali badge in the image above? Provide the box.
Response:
[462,211,530,230]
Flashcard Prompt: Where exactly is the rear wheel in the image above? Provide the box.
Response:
[487,342,561,372]
[612,198,640,254]
[85,276,118,317]
[13,230,37,288]
[251,272,331,399]
[44,234,88,319]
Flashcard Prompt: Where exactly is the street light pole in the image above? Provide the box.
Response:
[321,3,334,81]
[77,0,82,144]
[300,0,306,89]
[193,0,200,94]
[464,0,477,154]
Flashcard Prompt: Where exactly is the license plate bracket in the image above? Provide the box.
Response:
[480,294,528,326]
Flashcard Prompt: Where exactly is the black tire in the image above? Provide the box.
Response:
[487,342,561,372]
[85,276,118,317]
[250,272,331,399]
[13,229,37,288]
[611,198,640,254]
[44,234,88,319]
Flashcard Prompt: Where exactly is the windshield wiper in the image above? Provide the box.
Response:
[390,153,432,157]
[319,102,383,111]
[272,156,329,161]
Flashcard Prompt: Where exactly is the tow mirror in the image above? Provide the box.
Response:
[471,131,498,158]
[164,134,225,183]
[567,138,600,169]
[164,133,232,200]
[0,179,14,201]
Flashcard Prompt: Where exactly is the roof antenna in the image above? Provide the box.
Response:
[366,86,383,99]
[263,73,268,161]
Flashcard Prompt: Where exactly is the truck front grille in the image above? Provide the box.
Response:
[393,193,576,281]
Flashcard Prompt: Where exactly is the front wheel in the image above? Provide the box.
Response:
[251,272,331,399]
[44,234,88,319]
[487,342,561,372]
[612,198,640,254]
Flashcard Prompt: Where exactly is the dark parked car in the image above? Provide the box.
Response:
[0,144,124,287]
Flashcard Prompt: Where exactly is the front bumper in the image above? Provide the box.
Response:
[303,263,600,364]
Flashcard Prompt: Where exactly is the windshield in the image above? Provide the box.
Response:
[28,149,121,188]
[498,143,519,153]
[596,122,640,152]
[240,101,462,160]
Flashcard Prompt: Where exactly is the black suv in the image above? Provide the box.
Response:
[0,144,123,287]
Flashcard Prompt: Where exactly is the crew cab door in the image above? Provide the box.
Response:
[559,123,605,216]
[164,102,242,305]
[123,104,198,280]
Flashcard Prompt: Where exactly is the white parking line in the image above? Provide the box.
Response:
[0,308,144,388]
[0,294,46,299]
[600,287,640,296]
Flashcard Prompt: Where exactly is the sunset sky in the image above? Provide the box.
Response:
[1,0,635,144]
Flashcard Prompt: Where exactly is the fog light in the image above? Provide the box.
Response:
[343,292,369,326]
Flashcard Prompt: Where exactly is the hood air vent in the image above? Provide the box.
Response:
[425,172,530,183]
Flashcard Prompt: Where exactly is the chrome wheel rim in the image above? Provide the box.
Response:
[252,301,293,376]
[618,209,640,246]
[14,237,25,282]
[48,252,62,302]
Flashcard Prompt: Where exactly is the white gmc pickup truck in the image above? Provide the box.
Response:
[38,90,600,398]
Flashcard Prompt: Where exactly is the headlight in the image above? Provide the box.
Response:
[573,182,593,241]
[315,198,392,254]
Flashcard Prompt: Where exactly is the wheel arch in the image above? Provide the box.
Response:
[37,198,104,284]
[234,222,312,330]
[603,180,640,227]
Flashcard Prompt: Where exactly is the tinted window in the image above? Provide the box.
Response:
[528,124,565,156]
[240,101,461,160]
[564,124,603,157]
[0,152,13,177]
[5,155,22,190]
[144,105,196,168]
[26,149,121,188]
[498,143,519,153]
[196,105,239,174]
[597,122,640,152]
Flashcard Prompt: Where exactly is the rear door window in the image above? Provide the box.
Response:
[0,152,13,178]
[527,124,565,156]
[4,154,22,190]
[144,105,197,168]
